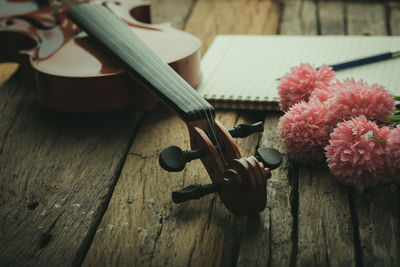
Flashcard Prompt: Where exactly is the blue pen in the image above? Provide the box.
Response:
[277,49,400,80]
[323,49,400,71]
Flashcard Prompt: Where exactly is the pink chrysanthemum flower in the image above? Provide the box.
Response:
[308,83,336,103]
[278,64,335,111]
[326,79,395,126]
[278,100,331,162]
[325,116,387,187]
[385,126,400,177]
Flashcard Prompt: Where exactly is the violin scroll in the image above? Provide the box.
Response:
[159,120,282,216]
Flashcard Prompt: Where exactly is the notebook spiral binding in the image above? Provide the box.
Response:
[203,94,280,111]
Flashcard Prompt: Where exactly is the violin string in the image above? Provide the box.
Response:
[93,3,226,165]
[64,2,206,128]
[69,3,228,165]
[87,4,201,120]
[86,4,206,128]
[61,0,204,124]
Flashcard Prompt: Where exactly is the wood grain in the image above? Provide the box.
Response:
[354,184,400,266]
[2,1,398,266]
[237,113,294,267]
[279,0,318,35]
[297,167,356,267]
[319,1,345,35]
[83,0,282,266]
[187,1,294,266]
[389,2,400,36]
[151,0,195,29]
[185,0,279,55]
[346,2,387,35]
[347,2,400,266]
[0,76,141,266]
[281,1,356,266]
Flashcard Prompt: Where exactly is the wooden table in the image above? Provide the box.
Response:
[1,0,399,266]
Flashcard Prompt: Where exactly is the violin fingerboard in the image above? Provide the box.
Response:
[68,3,214,122]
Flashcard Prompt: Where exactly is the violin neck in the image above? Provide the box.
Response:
[68,3,214,123]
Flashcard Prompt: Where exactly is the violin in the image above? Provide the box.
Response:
[0,0,201,111]
[2,0,283,216]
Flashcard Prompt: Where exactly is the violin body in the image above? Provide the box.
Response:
[0,0,202,112]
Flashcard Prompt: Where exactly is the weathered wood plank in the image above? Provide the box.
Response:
[187,1,295,266]
[151,0,194,29]
[82,107,269,267]
[214,3,297,261]
[319,1,345,35]
[346,2,400,266]
[346,2,387,35]
[297,167,356,267]
[83,0,281,266]
[185,0,279,55]
[280,1,357,266]
[280,0,318,35]
[355,184,400,266]
[389,2,400,35]
[237,113,294,267]
[82,107,261,266]
[0,75,141,266]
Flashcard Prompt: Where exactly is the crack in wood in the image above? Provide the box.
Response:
[149,219,164,266]
[72,114,143,267]
[230,217,244,267]
[321,220,331,267]
[38,232,52,249]
[39,212,63,249]
[289,160,299,267]
[384,1,392,36]
[315,0,321,35]
[27,201,39,210]
[206,196,217,230]
[0,96,23,155]
[128,152,158,159]
[276,0,284,35]
[343,1,348,35]
[397,185,400,262]
[299,0,305,34]
[348,188,363,267]
[187,239,197,267]
[267,208,272,267]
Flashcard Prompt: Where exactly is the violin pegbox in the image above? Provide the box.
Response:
[159,120,282,216]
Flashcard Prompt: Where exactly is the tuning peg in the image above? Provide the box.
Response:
[254,148,282,170]
[228,121,264,138]
[159,146,203,172]
[172,183,222,203]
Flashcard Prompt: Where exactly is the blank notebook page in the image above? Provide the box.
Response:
[197,35,400,110]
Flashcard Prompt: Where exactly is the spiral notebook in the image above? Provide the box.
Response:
[197,35,400,111]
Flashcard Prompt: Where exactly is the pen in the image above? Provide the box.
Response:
[323,49,400,71]
[277,49,400,80]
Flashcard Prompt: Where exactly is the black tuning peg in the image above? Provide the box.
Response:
[255,148,282,170]
[159,146,203,172]
[228,121,264,138]
[172,183,222,203]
